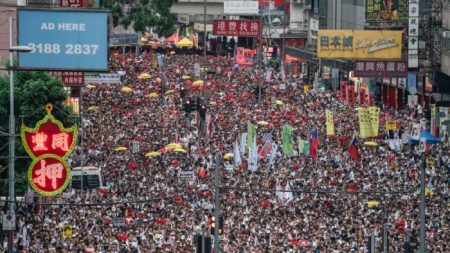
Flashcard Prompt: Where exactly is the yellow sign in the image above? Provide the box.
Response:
[358,107,380,137]
[62,225,72,239]
[325,109,335,136]
[303,85,310,92]
[317,30,403,59]
[431,104,436,117]
[385,121,397,130]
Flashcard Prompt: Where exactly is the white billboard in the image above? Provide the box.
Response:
[224,1,259,15]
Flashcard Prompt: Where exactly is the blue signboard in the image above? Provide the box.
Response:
[18,9,108,71]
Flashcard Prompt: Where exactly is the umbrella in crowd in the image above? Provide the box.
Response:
[11,51,449,253]
[121,86,133,93]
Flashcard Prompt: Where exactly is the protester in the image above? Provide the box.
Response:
[2,49,449,253]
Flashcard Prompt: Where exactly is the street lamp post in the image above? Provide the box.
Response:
[7,16,32,253]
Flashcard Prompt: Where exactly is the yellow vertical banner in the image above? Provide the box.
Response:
[325,109,335,136]
[358,107,380,137]
[358,108,370,137]
[368,107,380,136]
[62,224,72,239]
[431,104,436,117]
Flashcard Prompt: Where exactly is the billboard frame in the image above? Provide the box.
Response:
[17,8,110,72]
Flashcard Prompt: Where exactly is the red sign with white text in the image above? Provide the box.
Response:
[49,71,84,87]
[21,104,78,196]
[59,0,84,7]
[28,156,70,194]
[213,20,261,37]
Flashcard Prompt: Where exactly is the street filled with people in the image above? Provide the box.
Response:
[4,50,450,253]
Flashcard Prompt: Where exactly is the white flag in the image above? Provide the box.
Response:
[281,182,294,206]
[275,180,284,199]
[233,142,242,167]
[268,142,278,167]
[240,133,247,156]
[248,137,258,172]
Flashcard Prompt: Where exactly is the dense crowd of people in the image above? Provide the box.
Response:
[2,49,450,253]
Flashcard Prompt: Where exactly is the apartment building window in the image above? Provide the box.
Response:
[443,31,450,51]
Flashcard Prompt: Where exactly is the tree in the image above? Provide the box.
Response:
[103,0,177,37]
[0,71,77,196]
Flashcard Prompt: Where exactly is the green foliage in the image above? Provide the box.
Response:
[103,0,177,37]
[0,71,77,196]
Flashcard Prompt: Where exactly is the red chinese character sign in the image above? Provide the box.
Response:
[28,155,70,194]
[213,20,261,37]
[21,104,78,196]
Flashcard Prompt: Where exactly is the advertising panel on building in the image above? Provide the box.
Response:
[317,30,403,59]
[365,0,408,23]
[18,9,108,71]
[353,61,407,77]
[213,20,261,37]
[224,1,259,15]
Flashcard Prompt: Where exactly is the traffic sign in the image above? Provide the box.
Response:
[2,213,16,231]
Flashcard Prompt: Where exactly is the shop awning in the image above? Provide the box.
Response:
[176,38,194,47]
[285,46,353,71]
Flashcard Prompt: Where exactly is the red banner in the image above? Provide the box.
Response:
[213,20,261,37]
[368,93,374,106]
[340,81,347,102]
[360,89,366,106]
[49,71,84,87]
[346,85,355,106]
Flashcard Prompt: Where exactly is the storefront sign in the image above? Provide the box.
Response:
[309,19,319,39]
[60,0,84,7]
[366,0,408,23]
[353,61,407,77]
[224,1,259,15]
[317,30,402,59]
[49,71,84,86]
[21,104,78,196]
[408,0,419,68]
[213,20,261,37]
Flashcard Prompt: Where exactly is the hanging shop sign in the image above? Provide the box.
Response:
[317,30,402,59]
[408,0,419,68]
[21,104,78,196]
[365,0,409,23]
[213,20,261,37]
[353,60,407,77]
[48,71,84,86]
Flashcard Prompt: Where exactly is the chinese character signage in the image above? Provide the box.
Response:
[317,30,402,59]
[224,1,259,15]
[366,0,408,23]
[358,107,380,137]
[49,71,84,86]
[60,0,84,7]
[21,104,78,196]
[213,20,261,37]
[353,61,407,77]
[408,0,419,68]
